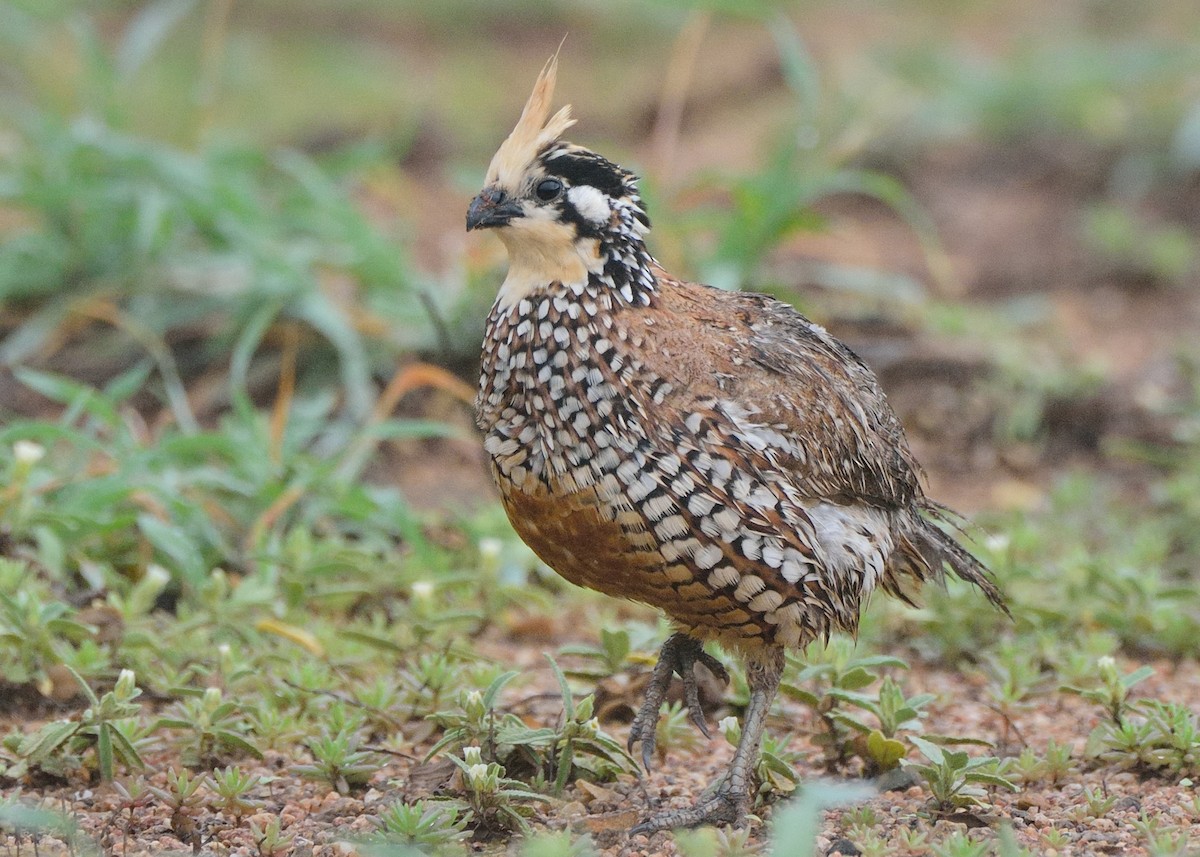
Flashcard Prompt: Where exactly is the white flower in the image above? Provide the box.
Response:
[465,690,485,720]
[114,669,137,697]
[466,763,490,786]
[411,580,435,599]
[984,534,1010,553]
[1097,655,1117,671]
[13,440,44,466]
[478,538,503,562]
[718,716,740,740]
[145,565,171,587]
[202,687,223,709]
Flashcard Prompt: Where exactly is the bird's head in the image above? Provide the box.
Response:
[467,55,653,308]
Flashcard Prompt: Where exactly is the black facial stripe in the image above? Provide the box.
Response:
[557,198,604,238]
[543,151,630,197]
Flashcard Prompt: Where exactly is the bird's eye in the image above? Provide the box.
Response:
[535,178,563,201]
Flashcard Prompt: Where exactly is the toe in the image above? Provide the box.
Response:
[698,651,730,685]
[630,790,745,835]
[682,675,711,738]
[640,732,656,771]
[626,709,658,770]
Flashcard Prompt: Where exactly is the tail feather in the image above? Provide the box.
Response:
[889,506,1010,617]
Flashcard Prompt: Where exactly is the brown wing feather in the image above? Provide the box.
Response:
[641,274,1005,613]
[645,275,922,508]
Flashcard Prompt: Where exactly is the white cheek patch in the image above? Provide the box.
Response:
[567,185,611,225]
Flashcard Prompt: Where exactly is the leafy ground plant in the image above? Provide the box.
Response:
[1062,657,1200,777]
[1007,739,1075,786]
[293,726,385,795]
[360,799,472,855]
[427,657,635,792]
[148,767,208,848]
[558,627,634,681]
[250,816,295,857]
[0,559,96,691]
[208,765,265,820]
[444,745,553,835]
[541,655,637,792]
[1085,699,1200,778]
[780,641,924,773]
[426,670,523,764]
[4,668,145,782]
[157,686,262,768]
[904,736,1018,814]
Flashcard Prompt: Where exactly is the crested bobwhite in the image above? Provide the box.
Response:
[467,57,1006,834]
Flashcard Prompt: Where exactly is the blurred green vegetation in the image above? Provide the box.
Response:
[2,0,1200,854]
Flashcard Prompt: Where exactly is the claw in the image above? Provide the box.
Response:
[629,786,745,836]
[698,650,731,685]
[682,668,711,738]
[627,633,727,771]
[627,711,657,771]
[641,732,655,772]
[630,647,785,836]
[628,703,658,771]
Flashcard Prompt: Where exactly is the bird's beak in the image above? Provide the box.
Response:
[466,186,523,231]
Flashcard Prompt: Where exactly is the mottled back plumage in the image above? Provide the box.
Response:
[467,58,1005,833]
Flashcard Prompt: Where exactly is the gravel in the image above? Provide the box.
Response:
[4,655,1199,856]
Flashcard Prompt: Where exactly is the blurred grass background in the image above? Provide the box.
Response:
[1,0,1198,621]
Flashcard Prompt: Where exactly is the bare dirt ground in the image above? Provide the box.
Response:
[7,639,1200,856]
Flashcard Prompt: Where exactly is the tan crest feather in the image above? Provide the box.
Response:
[486,53,575,191]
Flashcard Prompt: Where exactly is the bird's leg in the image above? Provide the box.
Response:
[630,648,784,836]
[627,633,730,771]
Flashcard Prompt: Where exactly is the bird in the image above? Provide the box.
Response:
[466,55,1007,835]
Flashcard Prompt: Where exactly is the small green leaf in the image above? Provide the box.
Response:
[61,665,100,707]
[910,736,946,765]
[137,513,205,584]
[482,671,520,713]
[96,723,114,782]
[108,724,145,771]
[779,685,821,707]
[838,667,878,690]
[847,655,909,671]
[153,718,194,730]
[19,720,80,763]
[945,749,971,769]
[1121,666,1155,689]
[215,731,264,760]
[966,772,1019,791]
[866,730,907,770]
[544,654,573,720]
[921,734,996,748]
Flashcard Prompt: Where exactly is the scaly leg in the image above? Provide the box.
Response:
[627,633,730,771]
[630,648,785,835]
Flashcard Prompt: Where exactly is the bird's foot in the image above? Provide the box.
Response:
[627,633,730,771]
[629,777,748,836]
